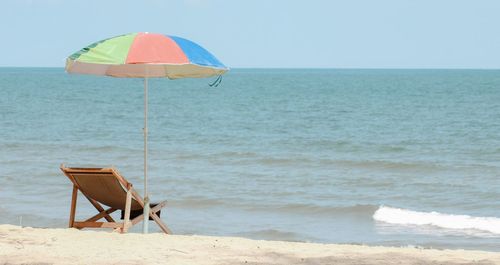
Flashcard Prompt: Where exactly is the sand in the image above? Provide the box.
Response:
[0,225,499,265]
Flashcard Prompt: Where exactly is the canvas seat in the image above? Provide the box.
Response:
[60,164,171,234]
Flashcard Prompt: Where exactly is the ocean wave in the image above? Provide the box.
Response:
[170,198,227,208]
[248,203,379,217]
[254,157,314,166]
[236,229,305,242]
[173,151,259,161]
[171,199,379,218]
[373,206,500,235]
[333,160,446,172]
[232,157,449,171]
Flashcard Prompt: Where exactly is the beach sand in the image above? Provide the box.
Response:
[0,224,498,265]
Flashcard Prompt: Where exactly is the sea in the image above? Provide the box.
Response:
[0,68,499,251]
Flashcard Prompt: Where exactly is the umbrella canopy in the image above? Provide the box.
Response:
[66,32,228,233]
[66,32,228,78]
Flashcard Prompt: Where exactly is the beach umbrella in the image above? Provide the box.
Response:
[66,32,228,233]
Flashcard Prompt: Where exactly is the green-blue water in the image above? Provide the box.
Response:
[1,68,499,251]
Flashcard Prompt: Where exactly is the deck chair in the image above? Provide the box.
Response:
[60,164,171,234]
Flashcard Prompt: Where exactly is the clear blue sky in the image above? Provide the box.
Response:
[1,0,499,68]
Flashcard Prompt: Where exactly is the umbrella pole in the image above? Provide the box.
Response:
[143,76,150,234]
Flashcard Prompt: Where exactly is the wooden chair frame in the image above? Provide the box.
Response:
[60,164,172,234]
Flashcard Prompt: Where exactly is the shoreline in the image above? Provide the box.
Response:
[0,225,499,265]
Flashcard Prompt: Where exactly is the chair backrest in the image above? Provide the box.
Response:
[61,166,142,210]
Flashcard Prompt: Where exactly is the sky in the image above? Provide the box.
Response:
[1,0,500,68]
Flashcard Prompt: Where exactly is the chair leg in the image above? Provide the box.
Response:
[128,190,172,234]
[128,202,172,234]
[122,187,132,233]
[149,201,172,234]
[84,195,115,222]
[150,213,172,234]
[69,185,78,228]
[85,208,117,222]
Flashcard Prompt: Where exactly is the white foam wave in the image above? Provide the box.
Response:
[373,206,500,235]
